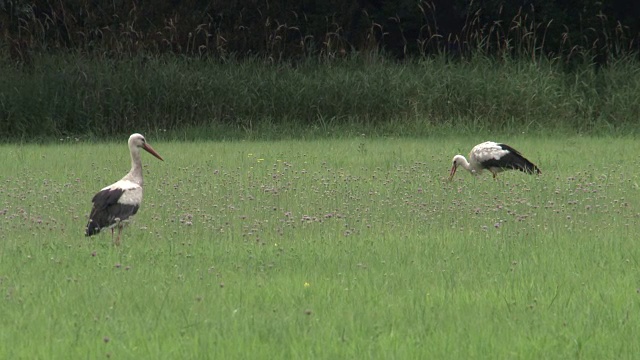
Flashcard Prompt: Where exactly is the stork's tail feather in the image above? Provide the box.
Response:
[520,159,541,175]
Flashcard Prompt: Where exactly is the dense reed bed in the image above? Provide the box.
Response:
[2,54,640,141]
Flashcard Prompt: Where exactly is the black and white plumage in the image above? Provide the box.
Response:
[449,141,541,180]
[85,133,163,245]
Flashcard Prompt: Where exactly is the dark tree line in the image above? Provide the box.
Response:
[1,0,639,63]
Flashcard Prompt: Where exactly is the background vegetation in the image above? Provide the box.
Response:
[3,0,639,61]
[1,55,640,140]
[1,0,639,141]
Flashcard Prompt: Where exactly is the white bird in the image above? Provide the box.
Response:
[449,141,540,180]
[85,133,163,245]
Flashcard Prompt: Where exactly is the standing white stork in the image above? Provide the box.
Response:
[85,133,163,245]
[449,141,541,180]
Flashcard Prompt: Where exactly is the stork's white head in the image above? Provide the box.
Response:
[449,155,464,181]
[128,133,163,161]
[128,133,145,147]
[449,155,467,181]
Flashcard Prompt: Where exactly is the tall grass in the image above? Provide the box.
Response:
[1,54,640,141]
[1,136,639,358]
[2,1,639,141]
[4,1,638,63]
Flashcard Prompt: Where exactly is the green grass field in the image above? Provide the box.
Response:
[1,135,639,359]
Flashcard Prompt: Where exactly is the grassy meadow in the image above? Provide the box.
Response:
[1,135,639,358]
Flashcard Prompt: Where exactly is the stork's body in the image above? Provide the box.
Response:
[85,133,163,245]
[449,141,540,180]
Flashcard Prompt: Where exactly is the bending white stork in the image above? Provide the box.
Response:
[85,133,163,245]
[449,141,541,180]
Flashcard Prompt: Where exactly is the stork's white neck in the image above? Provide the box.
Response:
[453,155,474,173]
[453,155,473,171]
[122,141,144,186]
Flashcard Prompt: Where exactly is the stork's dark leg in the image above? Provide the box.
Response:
[114,225,122,246]
[111,228,115,242]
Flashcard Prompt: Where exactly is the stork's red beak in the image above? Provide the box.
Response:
[448,164,457,181]
[143,143,164,161]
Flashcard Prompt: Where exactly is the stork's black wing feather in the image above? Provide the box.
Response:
[85,188,139,236]
[492,143,541,174]
[91,188,124,211]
